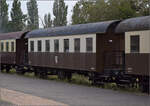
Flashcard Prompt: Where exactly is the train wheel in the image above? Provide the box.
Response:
[1,67,4,73]
[140,83,149,94]
[16,69,25,75]
[1,70,4,73]
[39,72,48,79]
[91,79,97,86]
[17,71,25,75]
[35,71,40,77]
[139,76,149,94]
[66,72,72,82]
[6,67,10,73]
[58,71,66,80]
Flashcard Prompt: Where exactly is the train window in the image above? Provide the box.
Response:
[130,36,140,53]
[74,38,80,52]
[1,42,4,52]
[6,42,9,52]
[54,39,59,52]
[30,41,34,52]
[64,39,69,52]
[86,38,93,52]
[45,40,50,52]
[38,40,42,52]
[11,42,14,52]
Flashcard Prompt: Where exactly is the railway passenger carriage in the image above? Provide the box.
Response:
[0,31,28,72]
[27,34,96,71]
[26,20,124,76]
[0,16,149,93]
[125,30,150,76]
[115,16,150,92]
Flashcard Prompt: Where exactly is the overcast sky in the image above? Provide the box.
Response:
[6,0,79,28]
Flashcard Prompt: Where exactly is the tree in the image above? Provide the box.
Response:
[72,0,92,24]
[0,0,9,32]
[72,0,149,24]
[53,0,68,27]
[88,0,108,22]
[130,0,150,16]
[27,0,39,30]
[42,13,52,28]
[105,0,138,20]
[10,0,26,32]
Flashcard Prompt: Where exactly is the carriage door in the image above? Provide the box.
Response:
[104,51,125,71]
[16,38,28,65]
[103,35,125,72]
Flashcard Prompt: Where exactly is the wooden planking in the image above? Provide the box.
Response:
[125,53,150,76]
[0,52,16,64]
[96,33,125,73]
[16,39,28,65]
[28,52,96,72]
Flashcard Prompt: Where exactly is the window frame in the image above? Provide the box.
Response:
[86,37,93,52]
[11,41,14,52]
[30,41,34,52]
[45,40,50,52]
[1,42,4,52]
[64,39,69,53]
[54,39,59,52]
[6,42,9,52]
[37,40,42,52]
[130,35,140,53]
[74,38,80,52]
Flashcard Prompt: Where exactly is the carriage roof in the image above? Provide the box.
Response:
[115,16,150,33]
[26,20,118,38]
[0,31,28,40]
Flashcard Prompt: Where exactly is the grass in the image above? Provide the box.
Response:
[0,69,142,94]
[71,74,91,86]
[0,99,13,105]
[102,83,141,93]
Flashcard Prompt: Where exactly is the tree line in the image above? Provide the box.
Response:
[72,0,150,24]
[0,0,149,33]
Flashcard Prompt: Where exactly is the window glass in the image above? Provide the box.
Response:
[64,39,69,52]
[6,42,9,52]
[1,42,4,52]
[30,41,34,52]
[38,40,42,52]
[74,38,80,52]
[11,42,14,52]
[130,36,139,53]
[45,40,50,52]
[86,38,93,52]
[54,39,59,52]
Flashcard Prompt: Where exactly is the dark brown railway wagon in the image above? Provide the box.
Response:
[26,20,124,74]
[115,16,150,93]
[0,31,28,69]
[115,16,150,77]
